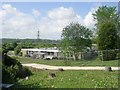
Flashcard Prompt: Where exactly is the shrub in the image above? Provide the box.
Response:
[2,55,32,83]
[2,65,17,83]
[103,50,117,60]
[25,54,30,57]
[16,66,32,78]
[2,55,21,67]
[116,53,120,59]
[18,52,22,56]
[14,45,21,55]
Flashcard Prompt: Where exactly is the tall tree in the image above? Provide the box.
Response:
[93,6,119,60]
[93,6,118,29]
[61,23,92,60]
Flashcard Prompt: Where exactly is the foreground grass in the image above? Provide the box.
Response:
[17,56,119,66]
[13,70,119,88]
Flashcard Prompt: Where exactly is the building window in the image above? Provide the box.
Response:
[48,52,50,55]
[52,52,54,55]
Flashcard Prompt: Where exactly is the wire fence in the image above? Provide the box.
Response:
[61,49,120,61]
[82,49,120,61]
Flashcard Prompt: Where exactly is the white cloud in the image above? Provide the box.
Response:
[1,4,97,40]
[32,9,40,17]
[1,4,24,16]
[84,7,98,29]
[47,7,76,20]
[36,7,83,39]
[2,4,17,14]
[1,4,37,39]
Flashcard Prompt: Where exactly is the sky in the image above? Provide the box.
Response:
[0,2,118,40]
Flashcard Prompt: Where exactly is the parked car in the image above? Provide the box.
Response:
[45,56,53,60]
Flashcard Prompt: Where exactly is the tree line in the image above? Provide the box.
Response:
[1,39,60,55]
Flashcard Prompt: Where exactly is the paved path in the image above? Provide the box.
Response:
[22,63,120,70]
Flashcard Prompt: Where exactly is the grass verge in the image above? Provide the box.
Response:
[17,56,119,67]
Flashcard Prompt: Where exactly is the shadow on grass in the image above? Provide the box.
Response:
[9,83,42,90]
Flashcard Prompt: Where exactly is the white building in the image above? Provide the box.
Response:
[21,48,60,59]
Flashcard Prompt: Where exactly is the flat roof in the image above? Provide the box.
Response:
[21,48,60,52]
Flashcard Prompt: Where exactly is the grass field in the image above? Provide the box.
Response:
[17,56,119,66]
[12,69,119,88]
[10,56,119,89]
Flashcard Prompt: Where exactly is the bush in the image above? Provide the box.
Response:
[2,55,21,67]
[100,50,117,60]
[16,66,32,78]
[18,52,22,56]
[116,53,120,59]
[2,65,17,83]
[2,55,32,83]
[25,54,30,57]
[14,45,21,55]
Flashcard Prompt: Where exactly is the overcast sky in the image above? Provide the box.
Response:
[1,2,118,40]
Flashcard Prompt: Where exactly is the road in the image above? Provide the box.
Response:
[22,63,120,70]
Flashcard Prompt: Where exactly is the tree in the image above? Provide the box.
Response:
[93,6,118,28]
[2,42,17,55]
[10,42,17,50]
[93,6,119,60]
[61,23,92,60]
[14,45,21,55]
[2,43,11,55]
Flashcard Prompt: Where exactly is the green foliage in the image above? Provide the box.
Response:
[117,36,120,49]
[2,55,21,67]
[92,37,97,44]
[63,59,71,66]
[116,52,120,59]
[18,52,23,56]
[2,55,32,83]
[102,50,117,60]
[93,6,119,60]
[2,43,11,54]
[61,23,92,60]
[93,6,118,27]
[2,65,17,83]
[16,66,32,78]
[10,42,18,50]
[14,45,21,55]
[13,70,118,88]
[2,42,18,55]
[2,38,60,48]
[2,64,32,83]
[97,22,118,50]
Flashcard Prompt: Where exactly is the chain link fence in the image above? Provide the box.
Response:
[81,49,120,61]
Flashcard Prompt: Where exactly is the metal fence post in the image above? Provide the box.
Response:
[101,51,104,65]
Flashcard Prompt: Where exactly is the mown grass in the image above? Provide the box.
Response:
[12,70,119,88]
[17,56,119,66]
